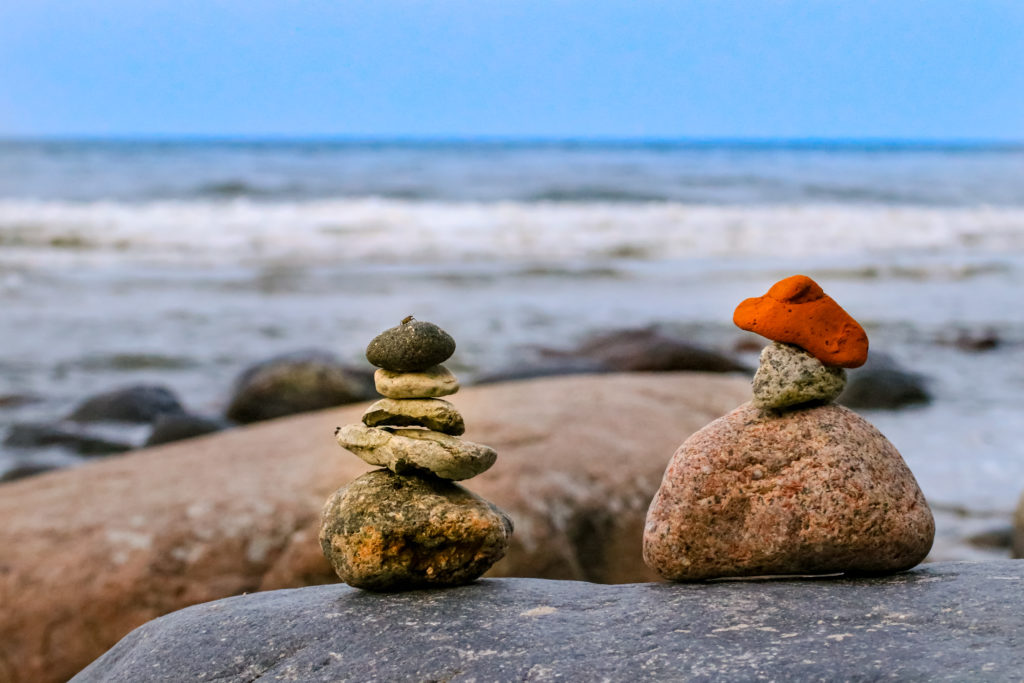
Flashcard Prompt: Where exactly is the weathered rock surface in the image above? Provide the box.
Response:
[840,352,932,410]
[337,424,495,480]
[645,402,934,581]
[74,561,1024,683]
[361,397,465,435]
[3,422,132,455]
[225,350,375,424]
[752,342,846,410]
[540,327,747,374]
[66,384,185,423]
[734,275,869,368]
[320,469,512,590]
[144,413,231,446]
[365,320,456,372]
[0,372,749,683]
[374,365,459,398]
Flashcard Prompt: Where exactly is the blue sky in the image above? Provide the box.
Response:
[1,0,1021,140]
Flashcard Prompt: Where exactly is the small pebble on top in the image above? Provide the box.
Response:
[366,318,456,372]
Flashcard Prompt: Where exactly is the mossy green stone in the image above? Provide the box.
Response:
[366,321,456,372]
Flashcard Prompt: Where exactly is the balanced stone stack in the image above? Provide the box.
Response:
[644,275,935,581]
[320,318,513,591]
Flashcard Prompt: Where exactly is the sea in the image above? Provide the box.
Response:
[1,139,1023,558]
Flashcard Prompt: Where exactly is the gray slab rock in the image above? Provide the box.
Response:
[74,560,1024,682]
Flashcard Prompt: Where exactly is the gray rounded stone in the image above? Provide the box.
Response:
[318,469,513,591]
[366,320,456,372]
[73,561,1024,682]
[336,424,496,480]
[752,342,847,410]
[362,398,465,435]
[374,365,460,399]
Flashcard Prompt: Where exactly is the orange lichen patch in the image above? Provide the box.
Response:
[733,275,869,368]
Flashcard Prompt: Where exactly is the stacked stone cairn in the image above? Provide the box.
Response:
[644,275,935,581]
[319,318,513,591]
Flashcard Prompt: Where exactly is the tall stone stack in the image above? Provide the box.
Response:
[644,275,934,581]
[319,318,513,591]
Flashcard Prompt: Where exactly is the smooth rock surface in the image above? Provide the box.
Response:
[226,350,375,423]
[66,384,185,423]
[361,397,465,435]
[645,402,934,581]
[374,365,459,398]
[74,561,1024,683]
[365,320,456,372]
[752,342,846,410]
[337,424,495,480]
[0,372,750,683]
[320,469,512,590]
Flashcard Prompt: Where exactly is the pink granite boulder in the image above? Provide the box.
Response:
[643,402,934,581]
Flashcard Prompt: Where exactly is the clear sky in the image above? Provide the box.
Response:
[1,0,1021,140]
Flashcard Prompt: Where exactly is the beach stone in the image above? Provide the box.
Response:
[3,422,132,456]
[0,462,59,484]
[225,350,375,424]
[362,397,465,435]
[0,373,751,683]
[144,414,231,446]
[752,341,847,410]
[319,469,512,591]
[74,562,1024,683]
[375,365,459,398]
[734,275,869,368]
[541,327,747,373]
[840,353,931,410]
[365,320,456,372]
[67,384,185,423]
[336,424,495,480]
[644,402,934,581]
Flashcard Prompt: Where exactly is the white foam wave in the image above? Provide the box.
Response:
[0,199,1022,267]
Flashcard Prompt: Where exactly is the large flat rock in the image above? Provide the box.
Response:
[75,561,1024,682]
[0,372,749,683]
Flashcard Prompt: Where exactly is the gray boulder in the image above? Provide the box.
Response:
[144,414,232,447]
[4,422,132,456]
[74,561,1024,682]
[840,352,932,410]
[67,385,185,423]
[541,327,747,374]
[226,350,375,424]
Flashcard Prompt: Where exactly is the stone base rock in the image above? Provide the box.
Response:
[73,561,1024,683]
[645,402,934,581]
[0,372,750,683]
[320,469,512,591]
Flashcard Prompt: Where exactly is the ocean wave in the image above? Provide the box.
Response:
[0,199,1022,267]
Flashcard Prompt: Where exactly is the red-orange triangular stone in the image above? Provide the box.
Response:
[733,275,869,368]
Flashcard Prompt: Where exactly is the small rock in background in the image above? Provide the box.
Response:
[1014,494,1024,559]
[490,326,747,381]
[3,423,132,456]
[0,394,43,409]
[0,461,59,484]
[839,352,931,410]
[752,342,846,410]
[226,349,375,424]
[144,414,232,447]
[67,384,185,423]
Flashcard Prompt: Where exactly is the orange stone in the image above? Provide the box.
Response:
[733,275,869,368]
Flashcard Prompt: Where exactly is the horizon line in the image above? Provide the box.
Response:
[1,134,1022,150]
